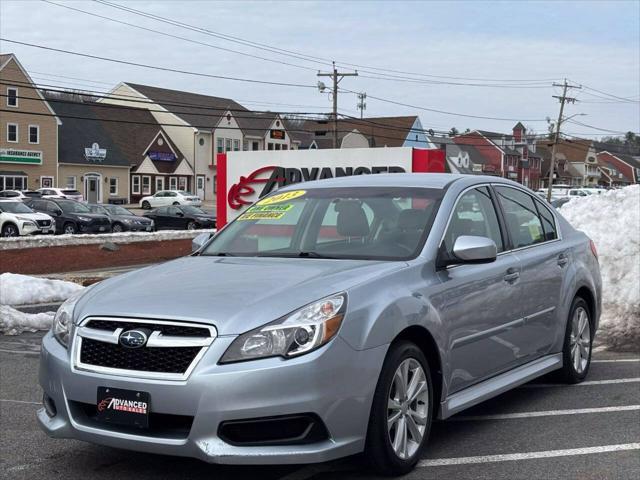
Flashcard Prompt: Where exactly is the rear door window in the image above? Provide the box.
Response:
[494,186,545,249]
[534,200,558,241]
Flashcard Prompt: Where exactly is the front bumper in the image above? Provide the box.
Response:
[38,329,386,464]
[79,223,112,234]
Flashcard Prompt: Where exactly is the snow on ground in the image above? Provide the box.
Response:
[560,185,640,351]
[0,305,55,335]
[0,228,216,251]
[0,273,84,306]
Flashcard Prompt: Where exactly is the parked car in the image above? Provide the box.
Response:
[139,190,202,209]
[37,188,84,202]
[0,189,33,201]
[143,205,215,230]
[551,197,572,209]
[26,198,111,235]
[88,204,154,233]
[0,200,55,237]
[38,174,601,476]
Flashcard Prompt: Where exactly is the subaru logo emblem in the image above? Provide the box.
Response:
[119,329,148,349]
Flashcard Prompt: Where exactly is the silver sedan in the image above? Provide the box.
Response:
[38,174,601,476]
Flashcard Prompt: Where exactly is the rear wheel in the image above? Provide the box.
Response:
[365,341,433,476]
[141,201,150,209]
[112,223,124,233]
[172,201,180,206]
[559,297,593,383]
[186,221,196,230]
[1,223,19,237]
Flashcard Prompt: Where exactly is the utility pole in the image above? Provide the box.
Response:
[356,92,367,119]
[546,79,581,202]
[318,62,358,148]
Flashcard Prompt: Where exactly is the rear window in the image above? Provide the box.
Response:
[62,190,81,195]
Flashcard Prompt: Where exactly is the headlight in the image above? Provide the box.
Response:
[53,288,87,348]
[16,216,33,222]
[122,218,134,224]
[77,216,91,222]
[220,294,346,364]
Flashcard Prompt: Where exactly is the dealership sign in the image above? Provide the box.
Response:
[85,143,107,162]
[217,147,445,226]
[0,148,42,165]
[148,151,176,162]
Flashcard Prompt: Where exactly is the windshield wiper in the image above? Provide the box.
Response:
[296,251,339,259]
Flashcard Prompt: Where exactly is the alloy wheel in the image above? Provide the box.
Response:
[112,224,123,233]
[387,358,429,460]
[3,225,18,237]
[64,225,75,235]
[570,306,591,374]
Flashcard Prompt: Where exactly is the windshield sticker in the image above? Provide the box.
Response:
[238,211,287,221]
[257,190,306,205]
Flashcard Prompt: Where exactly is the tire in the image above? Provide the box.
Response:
[1,223,19,237]
[141,201,150,210]
[365,341,433,476]
[112,223,124,233]
[63,223,77,235]
[558,297,593,384]
[172,201,180,206]
[186,221,196,230]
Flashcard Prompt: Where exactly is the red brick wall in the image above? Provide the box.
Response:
[597,152,635,183]
[0,239,192,275]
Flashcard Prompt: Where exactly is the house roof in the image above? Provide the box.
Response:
[303,116,418,148]
[124,82,247,130]
[235,111,279,137]
[553,138,595,163]
[46,94,185,169]
[537,144,582,178]
[0,53,13,69]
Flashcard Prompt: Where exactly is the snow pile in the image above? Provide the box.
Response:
[0,273,84,306]
[560,185,640,350]
[0,228,216,251]
[0,305,55,335]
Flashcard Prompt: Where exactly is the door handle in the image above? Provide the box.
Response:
[558,253,569,267]
[504,268,520,283]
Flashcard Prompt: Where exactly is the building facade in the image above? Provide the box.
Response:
[0,54,60,191]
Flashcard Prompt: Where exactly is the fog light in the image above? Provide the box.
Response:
[43,393,57,417]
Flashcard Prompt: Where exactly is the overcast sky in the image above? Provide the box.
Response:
[1,0,638,137]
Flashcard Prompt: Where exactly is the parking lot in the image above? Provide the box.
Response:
[1,332,638,480]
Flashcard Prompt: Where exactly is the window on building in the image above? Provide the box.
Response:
[7,87,17,107]
[243,140,248,151]
[66,176,76,190]
[170,177,178,190]
[267,143,274,150]
[7,123,18,142]
[275,144,281,150]
[28,125,39,144]
[0,175,27,191]
[109,178,118,195]
[233,139,240,151]
[178,177,187,191]
[252,141,259,150]
[282,144,288,150]
[217,138,224,154]
[142,176,151,195]
[225,138,232,152]
[213,175,217,193]
[132,175,140,194]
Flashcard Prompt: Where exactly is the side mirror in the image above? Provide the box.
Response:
[192,232,213,253]
[54,209,63,216]
[176,211,184,217]
[452,235,497,264]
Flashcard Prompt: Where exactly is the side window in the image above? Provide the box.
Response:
[168,192,177,197]
[156,207,168,215]
[495,186,545,249]
[168,207,180,216]
[155,191,165,197]
[443,187,504,253]
[535,200,558,241]
[45,202,59,214]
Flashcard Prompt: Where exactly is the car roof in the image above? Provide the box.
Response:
[275,173,523,192]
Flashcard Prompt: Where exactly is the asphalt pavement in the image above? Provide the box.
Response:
[1,334,638,480]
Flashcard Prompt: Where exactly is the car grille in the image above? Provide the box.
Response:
[74,317,217,380]
[80,338,201,373]
[36,219,51,227]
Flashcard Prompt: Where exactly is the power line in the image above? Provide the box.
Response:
[0,38,317,89]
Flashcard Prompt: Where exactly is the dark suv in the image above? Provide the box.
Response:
[26,198,111,235]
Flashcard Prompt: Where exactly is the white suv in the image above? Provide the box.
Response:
[38,188,84,202]
[139,190,202,209]
[0,200,55,237]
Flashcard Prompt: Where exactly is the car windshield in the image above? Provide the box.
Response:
[58,200,91,213]
[181,206,207,215]
[0,201,33,214]
[201,187,443,260]
[104,205,133,216]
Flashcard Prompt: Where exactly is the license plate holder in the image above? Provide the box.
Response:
[97,387,150,428]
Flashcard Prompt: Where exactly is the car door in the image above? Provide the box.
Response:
[493,186,566,359]
[152,207,169,229]
[167,206,185,229]
[429,186,524,394]
[150,191,164,207]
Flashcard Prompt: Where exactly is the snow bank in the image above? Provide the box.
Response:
[0,228,216,251]
[0,305,55,335]
[560,185,640,351]
[0,273,83,306]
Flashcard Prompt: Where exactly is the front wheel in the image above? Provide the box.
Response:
[559,297,593,383]
[141,201,150,210]
[63,223,77,235]
[1,223,19,237]
[365,341,433,476]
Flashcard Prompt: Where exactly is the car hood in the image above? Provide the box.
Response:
[75,256,407,335]
[195,215,216,221]
[115,214,152,223]
[67,212,108,220]
[4,211,51,221]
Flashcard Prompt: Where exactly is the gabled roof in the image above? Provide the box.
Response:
[46,94,185,168]
[303,116,419,148]
[123,82,247,130]
[235,111,279,137]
